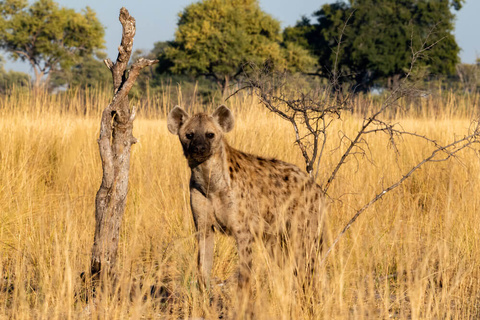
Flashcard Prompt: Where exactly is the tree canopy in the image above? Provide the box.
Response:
[284,0,464,91]
[164,0,315,96]
[49,52,111,90]
[0,55,29,93]
[0,0,105,88]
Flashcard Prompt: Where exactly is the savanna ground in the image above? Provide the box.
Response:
[1,87,480,319]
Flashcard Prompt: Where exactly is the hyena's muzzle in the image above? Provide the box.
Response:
[183,132,213,163]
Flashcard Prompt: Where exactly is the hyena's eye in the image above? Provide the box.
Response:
[186,133,194,140]
[206,132,215,139]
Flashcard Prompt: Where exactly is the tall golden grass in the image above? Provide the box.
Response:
[0,87,479,319]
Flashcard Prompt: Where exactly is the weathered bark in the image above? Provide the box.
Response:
[90,7,158,280]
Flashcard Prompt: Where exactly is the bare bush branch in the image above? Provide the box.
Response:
[238,62,352,176]
[321,122,480,264]
[231,20,480,270]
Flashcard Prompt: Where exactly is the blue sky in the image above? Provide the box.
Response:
[4,0,479,74]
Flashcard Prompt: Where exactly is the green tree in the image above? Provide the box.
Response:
[50,52,111,90]
[165,0,315,96]
[0,0,105,89]
[131,42,171,86]
[0,55,30,93]
[286,0,463,91]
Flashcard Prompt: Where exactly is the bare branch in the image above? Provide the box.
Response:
[104,58,114,71]
[331,10,355,95]
[90,7,158,281]
[320,125,480,265]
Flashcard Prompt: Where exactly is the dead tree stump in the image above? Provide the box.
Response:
[90,7,157,281]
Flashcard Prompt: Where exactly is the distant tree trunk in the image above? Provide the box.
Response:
[90,7,157,281]
[32,67,45,91]
[387,74,401,90]
[222,75,230,98]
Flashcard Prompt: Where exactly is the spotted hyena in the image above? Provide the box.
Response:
[167,105,325,288]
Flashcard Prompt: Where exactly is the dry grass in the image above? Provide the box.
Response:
[1,88,480,319]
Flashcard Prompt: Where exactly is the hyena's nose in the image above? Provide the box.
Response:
[194,145,206,154]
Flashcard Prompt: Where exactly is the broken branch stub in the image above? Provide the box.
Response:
[90,7,158,281]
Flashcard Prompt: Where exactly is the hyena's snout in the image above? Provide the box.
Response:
[186,136,212,161]
[192,142,207,154]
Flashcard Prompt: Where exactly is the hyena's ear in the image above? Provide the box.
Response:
[212,105,234,132]
[167,106,190,135]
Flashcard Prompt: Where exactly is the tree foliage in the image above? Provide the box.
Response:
[165,0,315,96]
[50,52,111,90]
[285,0,463,91]
[0,55,29,93]
[0,0,105,88]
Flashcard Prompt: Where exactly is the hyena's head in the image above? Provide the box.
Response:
[167,105,234,165]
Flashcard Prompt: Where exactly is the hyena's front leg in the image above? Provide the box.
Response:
[234,230,254,289]
[191,188,215,288]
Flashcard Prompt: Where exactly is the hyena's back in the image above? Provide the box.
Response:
[225,143,323,238]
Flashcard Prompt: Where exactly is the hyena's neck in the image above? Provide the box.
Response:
[190,139,230,196]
